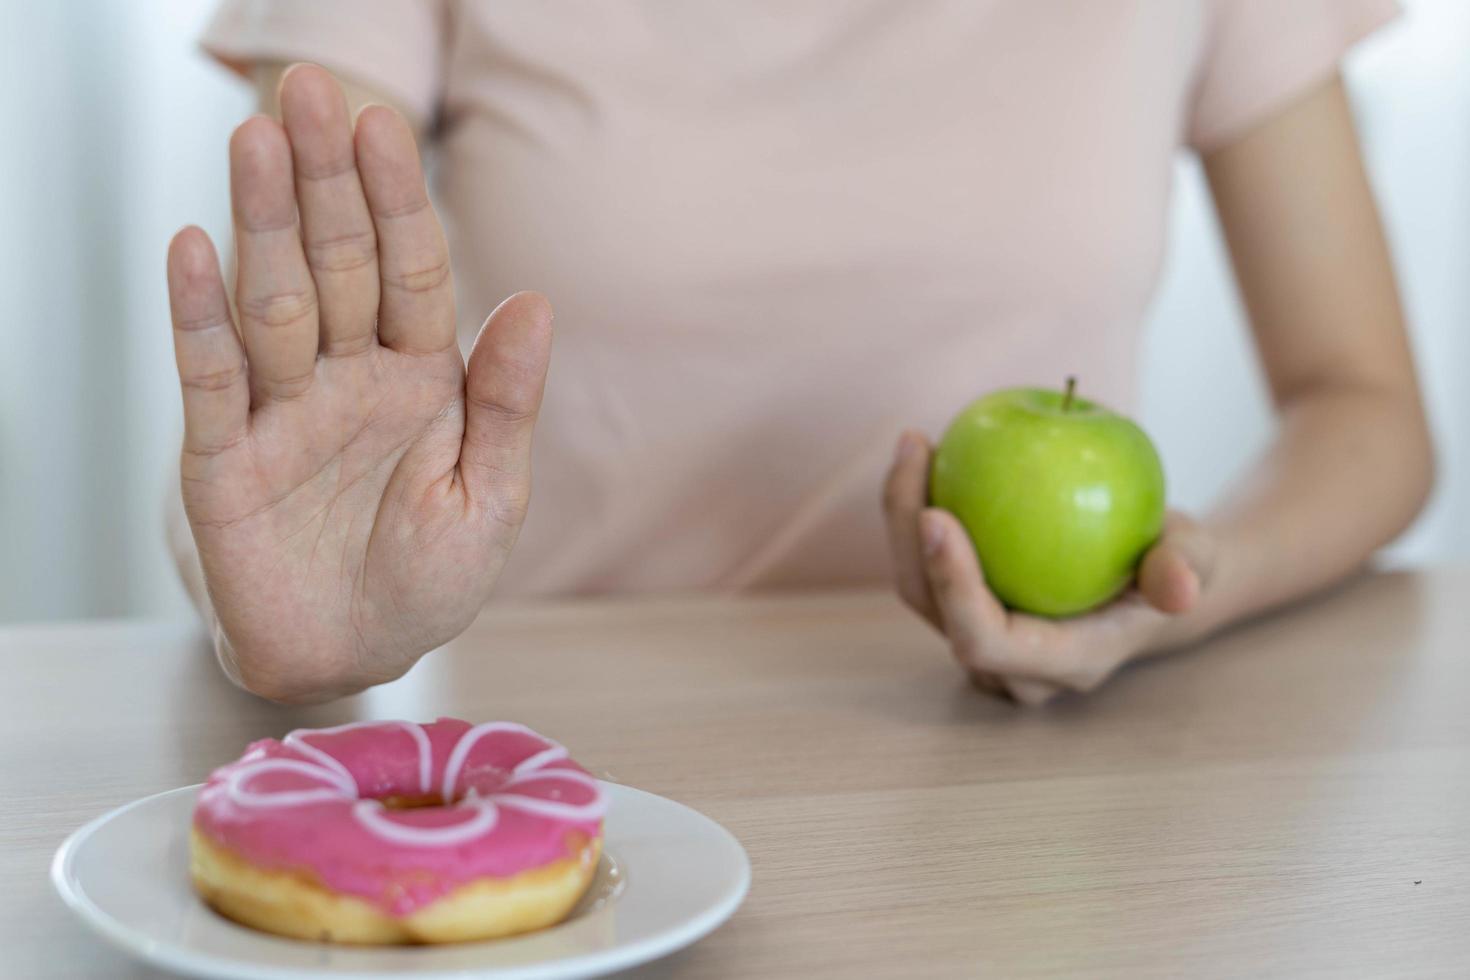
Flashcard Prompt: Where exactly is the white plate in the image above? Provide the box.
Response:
[52,782,749,979]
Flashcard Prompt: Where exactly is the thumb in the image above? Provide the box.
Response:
[1136,513,1215,614]
[460,291,554,522]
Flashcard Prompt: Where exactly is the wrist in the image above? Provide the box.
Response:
[213,619,389,705]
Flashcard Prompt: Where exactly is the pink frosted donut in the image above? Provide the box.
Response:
[190,718,607,944]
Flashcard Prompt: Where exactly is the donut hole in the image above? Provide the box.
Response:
[378,793,448,811]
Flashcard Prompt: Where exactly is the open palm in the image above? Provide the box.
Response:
[166,66,551,703]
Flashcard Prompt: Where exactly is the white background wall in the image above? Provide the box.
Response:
[1,1,1465,623]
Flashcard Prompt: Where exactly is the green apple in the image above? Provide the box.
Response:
[929,379,1165,618]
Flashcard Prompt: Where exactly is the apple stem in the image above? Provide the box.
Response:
[1062,375,1077,412]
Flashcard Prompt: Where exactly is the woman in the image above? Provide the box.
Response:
[167,0,1432,704]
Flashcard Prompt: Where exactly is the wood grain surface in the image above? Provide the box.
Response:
[4,569,1468,978]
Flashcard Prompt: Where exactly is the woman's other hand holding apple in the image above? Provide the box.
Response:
[883,430,1216,705]
[884,80,1436,706]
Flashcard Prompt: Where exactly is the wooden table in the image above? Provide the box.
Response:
[5,570,1469,978]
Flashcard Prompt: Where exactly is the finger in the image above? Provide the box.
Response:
[1007,593,1160,693]
[882,430,939,625]
[167,227,248,455]
[920,510,1102,684]
[354,104,455,354]
[919,507,1009,666]
[230,114,320,400]
[459,292,554,526]
[1137,544,1198,613]
[1004,677,1062,707]
[278,64,379,357]
[967,670,1013,701]
[1137,514,1215,614]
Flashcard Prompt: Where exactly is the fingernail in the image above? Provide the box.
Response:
[921,510,944,557]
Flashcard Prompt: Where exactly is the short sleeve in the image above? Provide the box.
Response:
[200,0,448,130]
[1187,0,1400,154]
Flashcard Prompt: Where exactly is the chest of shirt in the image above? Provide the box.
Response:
[435,1,1206,325]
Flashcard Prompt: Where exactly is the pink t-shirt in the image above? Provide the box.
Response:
[201,0,1396,597]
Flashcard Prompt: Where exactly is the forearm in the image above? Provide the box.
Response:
[1153,381,1433,650]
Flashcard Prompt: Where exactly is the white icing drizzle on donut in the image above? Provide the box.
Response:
[513,743,571,775]
[351,798,499,846]
[495,769,607,822]
[283,720,433,796]
[225,757,355,808]
[440,721,568,803]
[224,720,606,848]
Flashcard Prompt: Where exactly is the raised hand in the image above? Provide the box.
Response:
[883,430,1216,705]
[166,65,551,703]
